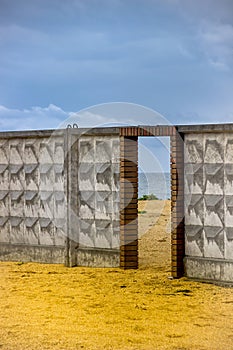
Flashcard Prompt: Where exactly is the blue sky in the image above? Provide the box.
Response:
[0,0,233,171]
[0,0,233,127]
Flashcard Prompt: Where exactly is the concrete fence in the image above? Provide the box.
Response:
[0,128,120,267]
[1,124,233,284]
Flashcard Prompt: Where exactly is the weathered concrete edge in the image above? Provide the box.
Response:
[0,244,120,267]
[3,124,233,138]
[177,123,233,134]
[0,127,120,139]
[184,256,233,284]
[69,127,120,136]
[0,243,65,264]
[76,247,120,268]
[0,129,60,139]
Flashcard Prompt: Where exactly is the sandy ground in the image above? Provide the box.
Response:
[1,200,233,350]
[138,199,171,271]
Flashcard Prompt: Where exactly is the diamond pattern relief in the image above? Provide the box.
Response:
[204,164,224,195]
[95,220,112,248]
[185,194,204,226]
[204,135,224,163]
[79,219,96,247]
[0,136,65,248]
[79,191,95,219]
[185,133,233,261]
[39,142,53,164]
[225,138,233,163]
[10,217,25,244]
[9,165,24,191]
[185,225,204,257]
[24,142,38,164]
[95,192,113,220]
[78,136,120,249]
[185,164,203,195]
[0,217,10,243]
[184,134,203,163]
[79,139,94,163]
[0,191,9,217]
[78,163,94,191]
[0,133,119,252]
[96,140,111,162]
[24,218,39,245]
[10,143,23,165]
[95,163,112,191]
[225,164,233,195]
[0,141,9,164]
[184,134,204,257]
[54,141,64,164]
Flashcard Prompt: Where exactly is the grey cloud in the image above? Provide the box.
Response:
[199,22,233,69]
[166,0,233,22]
[163,0,233,70]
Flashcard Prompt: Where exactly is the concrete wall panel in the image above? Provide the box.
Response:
[0,133,66,263]
[77,135,120,253]
[185,132,233,283]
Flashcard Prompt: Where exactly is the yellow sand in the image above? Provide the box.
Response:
[1,200,233,350]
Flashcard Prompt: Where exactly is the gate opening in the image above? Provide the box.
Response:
[138,137,171,273]
[120,126,184,277]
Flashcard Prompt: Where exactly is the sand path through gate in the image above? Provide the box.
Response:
[138,199,171,270]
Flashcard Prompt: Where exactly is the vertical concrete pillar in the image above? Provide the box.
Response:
[64,129,79,267]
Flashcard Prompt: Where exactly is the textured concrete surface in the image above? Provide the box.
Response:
[76,248,120,267]
[0,130,120,267]
[178,123,233,133]
[0,135,66,254]
[3,125,233,277]
[0,243,65,264]
[77,135,120,250]
[64,133,121,266]
[185,256,233,284]
[184,132,233,282]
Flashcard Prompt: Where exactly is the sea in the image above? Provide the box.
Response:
[138,172,170,200]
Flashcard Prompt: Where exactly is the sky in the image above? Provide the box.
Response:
[0,0,233,171]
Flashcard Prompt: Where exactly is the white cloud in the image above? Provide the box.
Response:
[0,102,173,132]
[66,103,171,128]
[0,100,233,135]
[0,104,68,131]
